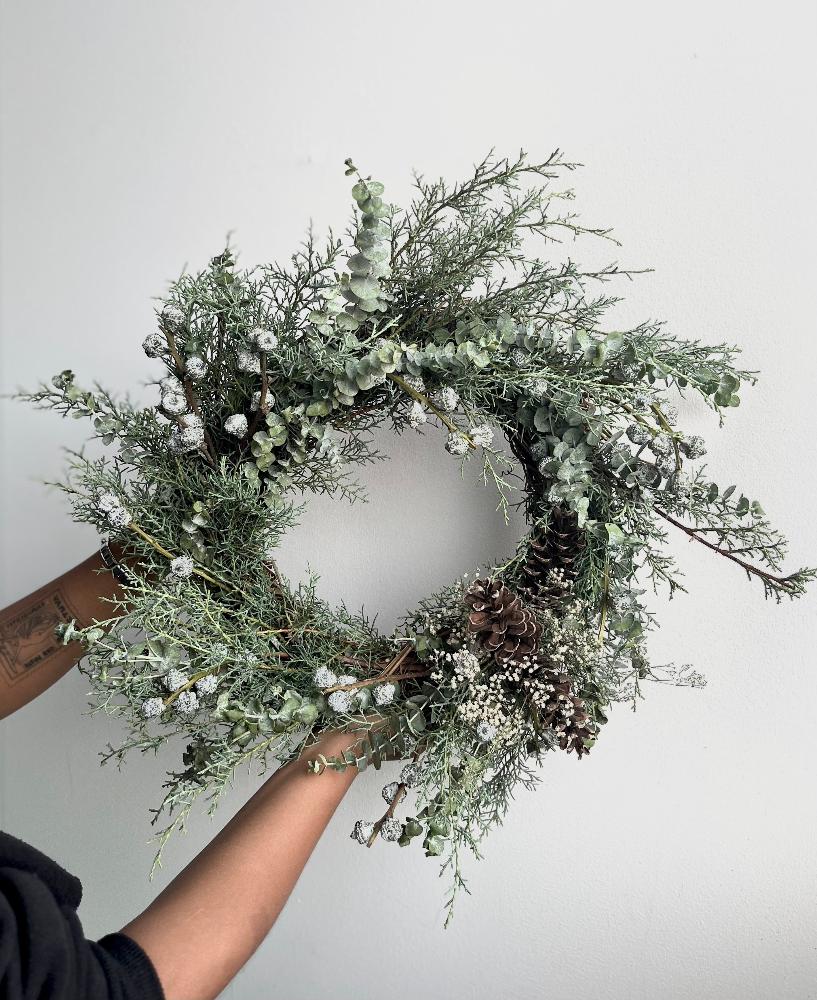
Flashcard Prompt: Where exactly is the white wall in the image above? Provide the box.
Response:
[2,2,816,998]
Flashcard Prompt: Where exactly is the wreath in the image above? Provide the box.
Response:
[19,152,813,920]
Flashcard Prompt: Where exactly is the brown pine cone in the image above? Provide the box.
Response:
[536,668,594,757]
[520,505,586,611]
[464,577,541,666]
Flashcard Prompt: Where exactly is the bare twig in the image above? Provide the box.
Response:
[389,373,475,447]
[656,509,799,592]
[366,783,407,846]
[162,326,219,467]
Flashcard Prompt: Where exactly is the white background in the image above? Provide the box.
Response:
[1,2,816,998]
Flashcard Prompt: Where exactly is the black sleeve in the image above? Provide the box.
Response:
[0,864,164,1000]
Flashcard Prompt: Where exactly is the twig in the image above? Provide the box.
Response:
[367,783,407,846]
[650,403,681,469]
[324,669,428,694]
[656,509,799,591]
[597,559,609,644]
[366,742,423,847]
[246,353,270,441]
[383,640,415,676]
[388,373,475,448]
[126,522,244,593]
[163,665,223,707]
[162,326,218,467]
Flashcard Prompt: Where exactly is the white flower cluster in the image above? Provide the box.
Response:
[529,604,599,679]
[163,668,188,692]
[160,305,185,331]
[456,671,522,736]
[380,818,403,842]
[373,681,397,706]
[142,684,200,719]
[249,327,278,352]
[195,673,219,696]
[185,355,207,381]
[430,645,526,742]
[470,423,494,448]
[350,820,374,845]
[413,608,467,661]
[327,674,358,714]
[399,761,423,787]
[313,665,337,689]
[250,390,275,412]
[445,432,469,456]
[402,374,425,393]
[98,491,132,529]
[224,413,248,438]
[654,454,676,479]
[429,647,481,688]
[237,348,261,374]
[312,666,393,713]
[169,414,204,454]
[681,434,706,459]
[432,386,459,412]
[141,697,164,719]
[524,668,577,721]
[650,433,673,456]
[160,377,188,417]
[626,423,652,446]
[509,608,603,740]
[381,781,400,803]
[169,555,195,579]
[476,720,497,742]
[142,333,164,358]
[176,690,199,714]
[233,327,279,382]
[408,400,427,429]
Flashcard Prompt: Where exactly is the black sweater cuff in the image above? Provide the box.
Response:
[97,933,165,1000]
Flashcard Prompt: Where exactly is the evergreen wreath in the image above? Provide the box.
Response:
[19,152,813,921]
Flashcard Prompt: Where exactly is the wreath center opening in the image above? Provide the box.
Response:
[273,423,526,634]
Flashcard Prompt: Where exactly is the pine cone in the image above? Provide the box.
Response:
[536,669,594,757]
[464,578,541,665]
[520,506,586,610]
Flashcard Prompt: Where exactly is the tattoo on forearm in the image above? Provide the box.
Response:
[0,589,82,685]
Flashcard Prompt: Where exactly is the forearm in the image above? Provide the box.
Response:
[0,551,122,718]
[123,731,357,1000]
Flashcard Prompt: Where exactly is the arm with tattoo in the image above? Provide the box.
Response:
[0,552,123,718]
